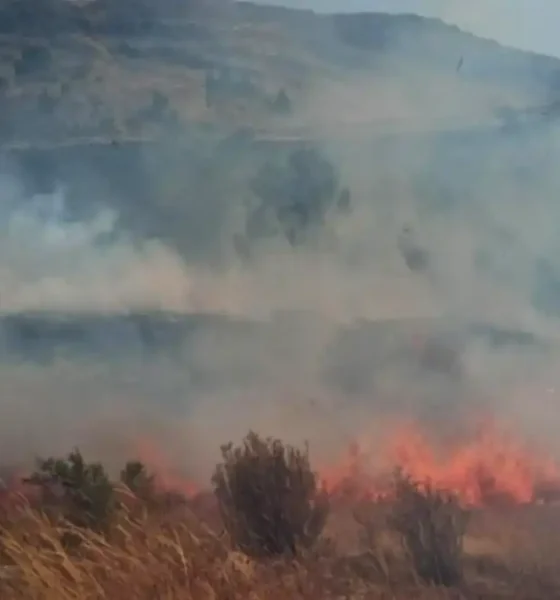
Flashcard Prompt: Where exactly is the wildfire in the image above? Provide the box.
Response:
[130,438,200,498]
[321,420,560,507]
[1,419,559,511]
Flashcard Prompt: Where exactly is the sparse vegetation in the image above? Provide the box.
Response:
[0,434,557,598]
[212,431,329,557]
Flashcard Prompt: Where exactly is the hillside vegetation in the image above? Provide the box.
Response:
[0,0,558,146]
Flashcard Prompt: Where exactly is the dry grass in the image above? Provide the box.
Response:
[0,498,560,599]
[0,441,558,599]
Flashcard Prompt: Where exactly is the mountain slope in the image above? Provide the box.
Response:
[0,0,558,146]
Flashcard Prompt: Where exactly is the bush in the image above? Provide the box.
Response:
[119,460,186,513]
[148,90,170,120]
[212,431,329,557]
[270,88,292,114]
[120,460,156,499]
[247,147,351,247]
[388,471,469,587]
[25,449,117,531]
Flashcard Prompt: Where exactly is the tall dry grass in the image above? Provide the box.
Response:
[0,499,559,599]
[0,439,559,599]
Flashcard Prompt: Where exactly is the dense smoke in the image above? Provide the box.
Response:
[1,3,560,493]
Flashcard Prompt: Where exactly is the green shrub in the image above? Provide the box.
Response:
[120,460,188,513]
[247,147,351,247]
[26,449,117,531]
[212,431,329,557]
[120,460,156,498]
[389,471,469,587]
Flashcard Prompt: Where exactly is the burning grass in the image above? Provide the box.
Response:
[0,427,560,599]
[323,419,560,506]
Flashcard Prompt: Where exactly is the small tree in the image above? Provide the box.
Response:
[389,471,469,587]
[26,449,117,530]
[248,147,350,246]
[148,90,170,120]
[212,431,329,557]
[270,88,292,114]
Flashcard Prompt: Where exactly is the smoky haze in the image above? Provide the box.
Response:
[1,3,560,484]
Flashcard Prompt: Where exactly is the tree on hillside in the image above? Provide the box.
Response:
[245,147,351,247]
[270,88,292,115]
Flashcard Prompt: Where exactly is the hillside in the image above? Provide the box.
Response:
[0,0,558,147]
[3,10,560,599]
[1,0,560,333]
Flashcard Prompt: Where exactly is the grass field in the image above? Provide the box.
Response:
[1,437,560,600]
[1,498,560,598]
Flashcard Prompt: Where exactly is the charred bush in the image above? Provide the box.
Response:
[389,471,468,587]
[212,431,329,557]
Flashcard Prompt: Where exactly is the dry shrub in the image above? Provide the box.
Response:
[212,431,329,557]
[389,471,469,587]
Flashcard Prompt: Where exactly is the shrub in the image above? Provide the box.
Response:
[120,460,156,500]
[119,460,186,512]
[247,147,351,247]
[212,431,329,557]
[25,449,117,531]
[148,90,170,120]
[388,470,469,587]
[270,88,292,114]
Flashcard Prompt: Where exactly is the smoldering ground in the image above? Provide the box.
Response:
[2,13,560,483]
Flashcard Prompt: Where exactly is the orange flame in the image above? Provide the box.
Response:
[131,438,200,499]
[1,420,559,512]
[321,420,560,507]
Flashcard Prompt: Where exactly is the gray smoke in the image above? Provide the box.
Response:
[2,7,560,481]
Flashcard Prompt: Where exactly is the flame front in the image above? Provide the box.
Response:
[322,420,560,506]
